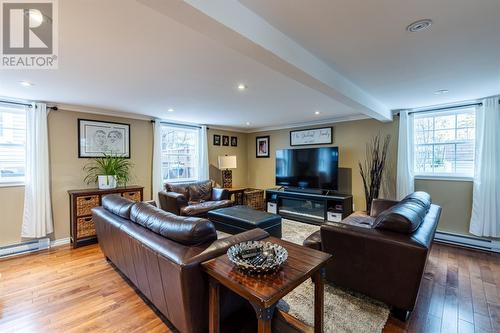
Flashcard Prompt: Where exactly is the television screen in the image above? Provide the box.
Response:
[276,147,339,190]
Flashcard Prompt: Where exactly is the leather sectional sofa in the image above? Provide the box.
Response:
[304,192,441,320]
[93,194,268,333]
[159,180,233,217]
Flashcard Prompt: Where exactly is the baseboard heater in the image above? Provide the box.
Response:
[0,238,50,258]
[434,231,500,253]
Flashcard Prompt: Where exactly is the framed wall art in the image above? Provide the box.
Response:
[231,136,238,147]
[213,134,221,146]
[222,135,230,146]
[290,127,333,146]
[78,119,130,158]
[256,136,270,158]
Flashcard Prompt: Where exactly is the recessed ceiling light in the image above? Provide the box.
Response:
[406,19,432,32]
[314,111,321,115]
[19,81,34,87]
[434,89,449,95]
[28,9,44,25]
[245,122,251,126]
[237,84,247,91]
[167,108,174,112]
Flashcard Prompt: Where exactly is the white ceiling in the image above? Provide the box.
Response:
[1,0,499,131]
[239,0,500,110]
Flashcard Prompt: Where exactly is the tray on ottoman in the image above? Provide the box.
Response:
[208,205,282,238]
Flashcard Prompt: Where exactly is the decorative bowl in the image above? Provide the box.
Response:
[227,241,288,274]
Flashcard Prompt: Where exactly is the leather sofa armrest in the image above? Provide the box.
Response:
[158,190,188,215]
[144,200,157,207]
[212,187,229,201]
[370,198,400,217]
[303,230,322,251]
[185,228,269,266]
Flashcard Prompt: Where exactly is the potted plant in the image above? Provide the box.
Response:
[358,134,391,213]
[83,153,133,189]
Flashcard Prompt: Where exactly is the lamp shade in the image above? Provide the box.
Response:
[218,155,237,169]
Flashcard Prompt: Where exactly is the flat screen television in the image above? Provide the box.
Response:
[276,147,339,190]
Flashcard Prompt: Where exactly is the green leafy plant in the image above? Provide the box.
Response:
[83,153,133,186]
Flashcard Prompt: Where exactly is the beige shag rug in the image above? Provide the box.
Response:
[279,219,390,333]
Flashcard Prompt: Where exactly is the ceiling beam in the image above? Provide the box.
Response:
[138,0,392,121]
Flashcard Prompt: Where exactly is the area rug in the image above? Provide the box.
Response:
[279,219,390,333]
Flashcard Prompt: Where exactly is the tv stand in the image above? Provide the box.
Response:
[266,188,353,225]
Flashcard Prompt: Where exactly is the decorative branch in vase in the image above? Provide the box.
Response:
[358,134,391,213]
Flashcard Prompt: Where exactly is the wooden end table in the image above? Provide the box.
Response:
[224,187,247,205]
[202,237,332,333]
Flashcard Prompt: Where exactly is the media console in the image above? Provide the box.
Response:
[265,188,353,225]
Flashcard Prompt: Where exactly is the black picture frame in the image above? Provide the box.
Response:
[78,119,131,158]
[256,136,270,158]
[213,134,221,146]
[222,135,230,146]
[230,136,238,147]
[290,127,333,146]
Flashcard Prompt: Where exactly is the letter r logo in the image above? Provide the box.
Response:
[2,2,53,54]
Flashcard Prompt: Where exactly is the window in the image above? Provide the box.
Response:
[160,124,200,182]
[0,106,26,184]
[413,107,476,177]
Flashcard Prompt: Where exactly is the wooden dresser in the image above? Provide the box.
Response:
[68,186,144,248]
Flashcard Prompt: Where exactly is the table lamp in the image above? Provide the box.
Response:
[218,155,237,188]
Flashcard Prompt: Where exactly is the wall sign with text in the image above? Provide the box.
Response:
[290,127,333,146]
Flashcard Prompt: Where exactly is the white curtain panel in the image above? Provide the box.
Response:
[198,125,209,181]
[22,103,54,238]
[152,120,164,205]
[396,110,415,199]
[469,97,500,237]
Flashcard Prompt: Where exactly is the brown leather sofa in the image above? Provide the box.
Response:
[304,192,441,320]
[93,194,268,333]
[159,180,233,217]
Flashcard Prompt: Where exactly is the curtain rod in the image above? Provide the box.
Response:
[151,120,203,129]
[0,100,58,110]
[396,102,483,116]
[0,100,32,108]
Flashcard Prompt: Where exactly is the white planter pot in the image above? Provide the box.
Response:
[98,175,117,189]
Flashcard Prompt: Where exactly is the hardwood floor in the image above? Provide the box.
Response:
[1,242,499,333]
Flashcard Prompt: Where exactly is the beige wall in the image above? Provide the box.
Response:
[246,119,399,212]
[0,109,153,246]
[0,186,25,246]
[208,128,248,188]
[415,179,473,235]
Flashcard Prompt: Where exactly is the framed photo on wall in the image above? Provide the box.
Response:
[290,127,333,146]
[231,136,238,147]
[222,135,230,146]
[78,119,130,158]
[213,134,221,146]
[256,136,270,158]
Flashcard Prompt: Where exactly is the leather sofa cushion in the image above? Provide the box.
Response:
[188,180,212,202]
[181,200,233,216]
[373,191,432,234]
[130,202,217,245]
[165,183,191,201]
[102,194,135,219]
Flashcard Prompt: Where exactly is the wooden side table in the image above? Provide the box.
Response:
[224,187,246,205]
[202,237,332,333]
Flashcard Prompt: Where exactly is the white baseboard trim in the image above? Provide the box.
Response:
[51,237,71,248]
[434,231,500,253]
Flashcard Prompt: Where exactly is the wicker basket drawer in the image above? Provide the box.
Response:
[243,188,265,210]
[122,191,141,202]
[76,195,100,216]
[76,217,96,238]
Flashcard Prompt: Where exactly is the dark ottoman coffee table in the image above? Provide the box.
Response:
[207,205,282,238]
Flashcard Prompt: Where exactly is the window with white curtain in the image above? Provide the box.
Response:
[160,124,200,182]
[413,106,476,177]
[0,106,26,184]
